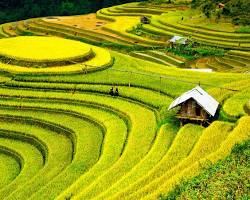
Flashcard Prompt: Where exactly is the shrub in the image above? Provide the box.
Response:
[166,45,225,60]
[235,26,250,33]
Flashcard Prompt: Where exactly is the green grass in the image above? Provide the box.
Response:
[207,56,248,73]
[161,139,250,200]
[236,26,250,33]
[148,51,185,67]
[109,3,168,15]
[149,21,250,49]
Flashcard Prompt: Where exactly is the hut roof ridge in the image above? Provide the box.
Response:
[168,86,219,116]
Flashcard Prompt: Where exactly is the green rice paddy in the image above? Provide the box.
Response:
[0,1,249,199]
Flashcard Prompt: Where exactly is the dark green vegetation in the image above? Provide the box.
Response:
[166,45,226,60]
[191,0,250,25]
[0,0,143,24]
[161,140,250,200]
[150,0,250,25]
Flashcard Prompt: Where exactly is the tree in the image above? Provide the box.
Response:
[30,4,42,17]
[215,9,222,23]
[0,0,145,24]
[202,2,213,18]
[60,1,76,15]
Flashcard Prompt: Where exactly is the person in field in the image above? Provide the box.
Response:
[115,87,119,96]
[109,86,114,96]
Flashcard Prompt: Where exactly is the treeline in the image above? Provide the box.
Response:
[191,0,250,25]
[0,0,143,24]
[148,0,250,25]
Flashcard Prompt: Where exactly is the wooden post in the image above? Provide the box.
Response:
[19,97,22,109]
[160,76,162,94]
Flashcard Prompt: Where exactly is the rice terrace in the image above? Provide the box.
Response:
[0,0,249,199]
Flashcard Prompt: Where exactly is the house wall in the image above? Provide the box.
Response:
[178,99,208,120]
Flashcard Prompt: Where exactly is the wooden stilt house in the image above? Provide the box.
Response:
[168,36,189,48]
[168,86,219,125]
[218,3,225,9]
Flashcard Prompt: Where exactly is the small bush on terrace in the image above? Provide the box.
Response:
[166,44,225,60]
[235,26,250,33]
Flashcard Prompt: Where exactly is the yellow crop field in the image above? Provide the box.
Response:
[0,37,112,74]
[146,117,250,199]
[0,36,92,61]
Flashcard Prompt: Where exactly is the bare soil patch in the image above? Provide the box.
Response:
[44,14,143,44]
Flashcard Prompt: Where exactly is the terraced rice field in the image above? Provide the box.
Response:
[130,50,185,68]
[194,50,250,73]
[2,2,249,73]
[0,1,249,200]
[141,9,250,50]
[0,36,112,74]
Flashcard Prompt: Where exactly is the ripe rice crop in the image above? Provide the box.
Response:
[95,124,203,200]
[223,88,250,118]
[0,36,112,74]
[0,36,92,62]
[147,117,250,199]
[0,1,249,199]
[121,121,232,200]
[0,86,157,199]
